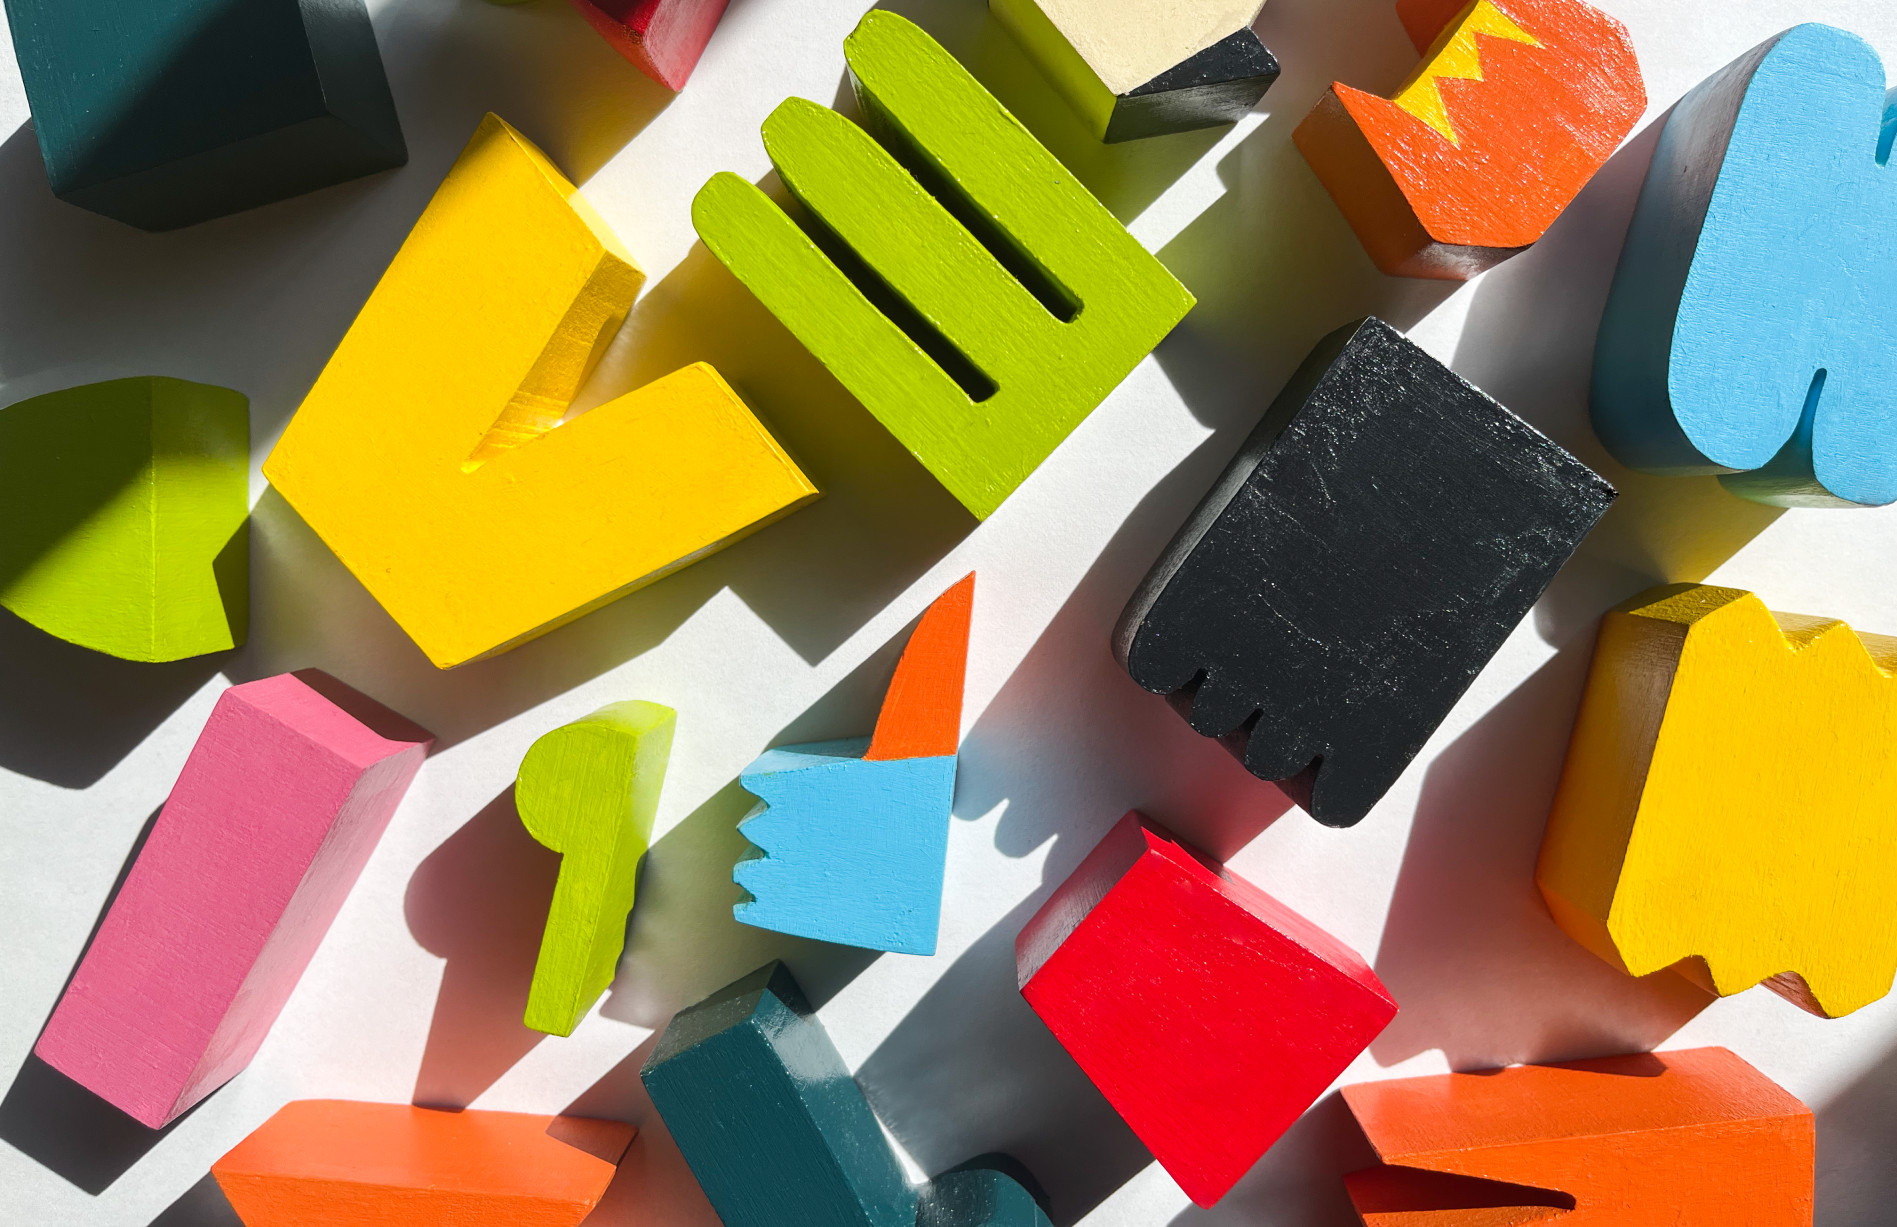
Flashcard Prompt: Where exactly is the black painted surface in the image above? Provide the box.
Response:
[1105,28,1280,144]
[1114,318,1615,828]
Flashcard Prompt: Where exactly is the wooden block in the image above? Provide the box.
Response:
[1114,318,1615,827]
[1341,1047,1815,1225]
[34,672,432,1128]
[692,11,1195,521]
[567,0,732,91]
[1538,584,1897,1019]
[989,0,1277,142]
[642,962,1050,1227]
[3,0,405,231]
[733,576,973,955]
[0,376,248,662]
[518,700,675,1037]
[212,1099,634,1226]
[264,113,819,669]
[1593,24,1897,508]
[1016,812,1398,1207]
[1293,0,1644,280]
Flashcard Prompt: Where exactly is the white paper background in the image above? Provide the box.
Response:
[2,0,1894,1223]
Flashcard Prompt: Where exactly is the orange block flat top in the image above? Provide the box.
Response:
[1344,1047,1808,1160]
[865,573,974,761]
[213,1100,634,1227]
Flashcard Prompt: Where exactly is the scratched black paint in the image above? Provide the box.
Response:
[1105,28,1280,143]
[1114,318,1616,828]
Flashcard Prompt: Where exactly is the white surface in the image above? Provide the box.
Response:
[2,0,1895,1223]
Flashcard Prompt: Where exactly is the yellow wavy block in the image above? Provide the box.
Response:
[1538,583,1897,1018]
[264,114,819,668]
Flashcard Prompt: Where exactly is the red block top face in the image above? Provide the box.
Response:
[1016,813,1397,1207]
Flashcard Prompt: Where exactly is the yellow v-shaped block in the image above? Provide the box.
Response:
[1394,0,1541,145]
[265,115,819,668]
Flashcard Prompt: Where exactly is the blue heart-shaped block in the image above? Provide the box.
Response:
[1594,23,1897,508]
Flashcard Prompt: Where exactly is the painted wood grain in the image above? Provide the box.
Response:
[0,377,248,662]
[691,11,1195,521]
[1538,583,1897,1019]
[264,113,819,669]
[1115,317,1614,827]
[1016,812,1398,1207]
[33,673,432,1127]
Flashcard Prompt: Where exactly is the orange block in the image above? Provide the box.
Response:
[864,573,974,761]
[1294,0,1645,279]
[1341,1048,1814,1225]
[212,1100,635,1226]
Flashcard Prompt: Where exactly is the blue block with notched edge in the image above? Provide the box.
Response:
[1592,23,1897,508]
[734,738,956,956]
[3,0,407,231]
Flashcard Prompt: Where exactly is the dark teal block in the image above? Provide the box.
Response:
[642,963,1052,1227]
[4,0,407,231]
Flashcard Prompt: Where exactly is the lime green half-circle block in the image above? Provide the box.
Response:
[0,377,249,662]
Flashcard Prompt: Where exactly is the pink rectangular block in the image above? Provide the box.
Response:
[36,671,433,1128]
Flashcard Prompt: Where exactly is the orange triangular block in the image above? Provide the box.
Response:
[1341,1048,1813,1226]
[212,1100,635,1227]
[865,573,974,761]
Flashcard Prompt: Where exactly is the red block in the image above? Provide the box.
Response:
[1017,812,1397,1207]
[568,0,733,91]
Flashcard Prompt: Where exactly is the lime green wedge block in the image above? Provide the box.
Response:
[0,377,248,661]
[692,10,1195,520]
[517,701,676,1037]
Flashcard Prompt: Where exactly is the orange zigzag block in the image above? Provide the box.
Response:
[864,572,974,761]
[1341,1048,1814,1226]
[211,1100,635,1227]
[1294,0,1645,280]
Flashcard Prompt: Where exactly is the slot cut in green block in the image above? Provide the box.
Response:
[692,10,1196,521]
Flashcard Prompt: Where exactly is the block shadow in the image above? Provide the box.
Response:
[560,1033,724,1227]
[1151,0,1461,432]
[147,1173,243,1227]
[868,0,1228,222]
[402,786,563,1109]
[598,637,920,1030]
[855,891,1152,1227]
[1368,649,1713,1072]
[1817,1034,1897,1225]
[0,608,228,788]
[1444,115,1787,647]
[0,807,218,1194]
[1165,1092,1377,1227]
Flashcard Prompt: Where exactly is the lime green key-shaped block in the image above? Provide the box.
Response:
[0,377,248,662]
[692,10,1196,521]
[518,701,676,1037]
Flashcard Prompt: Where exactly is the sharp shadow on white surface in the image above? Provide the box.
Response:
[403,786,564,1109]
[1368,650,1714,1073]
[1165,1092,1377,1227]
[1818,1037,1897,1225]
[600,633,929,1031]
[868,0,1228,223]
[146,1174,243,1227]
[1443,115,1786,648]
[1152,0,1462,431]
[0,608,228,788]
[0,807,223,1195]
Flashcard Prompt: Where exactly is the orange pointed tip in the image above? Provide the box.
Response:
[211,1099,635,1227]
[865,573,974,761]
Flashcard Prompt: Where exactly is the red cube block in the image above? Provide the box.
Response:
[1017,812,1397,1206]
[568,0,732,92]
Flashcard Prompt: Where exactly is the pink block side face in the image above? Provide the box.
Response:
[1016,812,1398,1207]
[568,0,733,90]
[35,672,432,1127]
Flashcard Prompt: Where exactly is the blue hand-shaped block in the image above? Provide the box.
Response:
[1594,24,1897,507]
[735,740,957,956]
